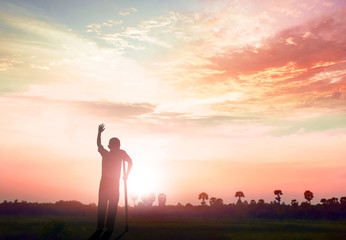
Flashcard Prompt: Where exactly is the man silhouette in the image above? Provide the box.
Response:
[89,124,133,240]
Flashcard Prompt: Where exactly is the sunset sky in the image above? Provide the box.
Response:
[1,0,346,206]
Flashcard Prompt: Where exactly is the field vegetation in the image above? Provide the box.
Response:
[1,198,346,240]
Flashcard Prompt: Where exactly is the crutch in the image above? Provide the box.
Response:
[122,160,129,232]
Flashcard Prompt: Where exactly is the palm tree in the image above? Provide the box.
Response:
[198,192,209,206]
[274,190,283,204]
[235,191,245,204]
[158,193,167,207]
[304,190,314,204]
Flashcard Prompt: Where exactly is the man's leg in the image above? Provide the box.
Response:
[106,199,118,232]
[106,182,120,233]
[97,179,107,230]
[89,179,107,240]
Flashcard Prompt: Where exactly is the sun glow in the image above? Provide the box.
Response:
[127,164,161,198]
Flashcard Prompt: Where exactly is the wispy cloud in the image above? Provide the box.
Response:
[2,95,156,119]
[86,11,199,53]
[74,101,155,119]
[0,59,15,71]
[86,19,123,34]
[0,10,107,93]
[118,8,138,16]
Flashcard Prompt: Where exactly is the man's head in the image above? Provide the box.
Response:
[108,137,120,149]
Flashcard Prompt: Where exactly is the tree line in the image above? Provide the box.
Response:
[128,190,345,208]
[1,189,345,219]
[0,200,97,215]
[197,190,346,207]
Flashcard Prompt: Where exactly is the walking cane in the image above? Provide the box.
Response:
[122,160,129,232]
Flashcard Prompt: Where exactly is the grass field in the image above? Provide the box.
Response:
[1,215,345,240]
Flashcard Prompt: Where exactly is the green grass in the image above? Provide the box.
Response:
[0,215,345,240]
[0,215,95,240]
[124,217,346,240]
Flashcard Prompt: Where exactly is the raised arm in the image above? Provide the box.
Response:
[97,124,105,148]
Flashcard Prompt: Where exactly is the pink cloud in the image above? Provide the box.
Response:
[183,8,346,113]
[210,8,346,74]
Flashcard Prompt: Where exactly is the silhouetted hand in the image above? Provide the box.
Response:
[98,124,105,133]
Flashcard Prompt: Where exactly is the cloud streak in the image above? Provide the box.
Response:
[118,8,138,16]
[1,95,156,120]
